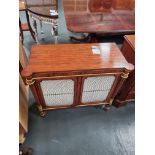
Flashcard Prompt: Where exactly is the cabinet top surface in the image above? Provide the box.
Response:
[19,0,26,10]
[124,35,135,49]
[22,43,134,77]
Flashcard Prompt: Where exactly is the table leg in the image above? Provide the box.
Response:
[32,18,39,44]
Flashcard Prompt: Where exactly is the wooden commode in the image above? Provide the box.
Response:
[114,35,135,107]
[21,43,134,117]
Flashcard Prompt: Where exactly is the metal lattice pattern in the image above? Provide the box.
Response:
[82,90,110,103]
[82,76,115,103]
[43,94,74,106]
[40,80,74,106]
[83,76,115,91]
[41,80,74,94]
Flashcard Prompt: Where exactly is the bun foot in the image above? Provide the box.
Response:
[40,111,46,117]
[19,147,33,155]
[102,104,111,111]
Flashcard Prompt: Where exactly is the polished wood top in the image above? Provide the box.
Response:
[124,35,135,50]
[25,0,58,18]
[22,43,134,77]
[19,0,26,11]
[63,0,135,34]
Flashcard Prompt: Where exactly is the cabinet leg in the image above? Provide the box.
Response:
[19,147,33,155]
[102,104,112,111]
[37,105,46,117]
[40,111,46,117]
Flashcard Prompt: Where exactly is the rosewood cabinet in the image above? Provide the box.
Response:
[21,43,134,116]
[114,35,135,107]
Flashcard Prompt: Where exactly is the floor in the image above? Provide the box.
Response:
[23,103,135,155]
[20,0,135,154]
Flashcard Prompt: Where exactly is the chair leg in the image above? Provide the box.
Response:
[52,18,58,44]
[20,31,24,45]
[32,18,39,44]
[39,19,44,34]
[19,19,24,44]
[29,27,36,41]
[25,10,36,41]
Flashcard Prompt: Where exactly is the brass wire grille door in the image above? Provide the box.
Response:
[81,76,115,103]
[40,79,74,106]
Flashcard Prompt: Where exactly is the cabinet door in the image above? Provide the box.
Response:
[81,75,116,104]
[38,78,77,107]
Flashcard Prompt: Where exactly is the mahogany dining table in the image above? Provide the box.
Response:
[62,0,135,42]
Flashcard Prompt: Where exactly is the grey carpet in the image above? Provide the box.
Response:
[23,103,135,155]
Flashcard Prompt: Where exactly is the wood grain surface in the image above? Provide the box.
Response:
[63,0,135,34]
[22,43,134,77]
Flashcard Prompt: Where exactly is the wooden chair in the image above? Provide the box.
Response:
[19,0,36,44]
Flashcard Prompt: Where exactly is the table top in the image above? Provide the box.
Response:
[25,0,58,18]
[63,0,135,34]
[22,43,134,77]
